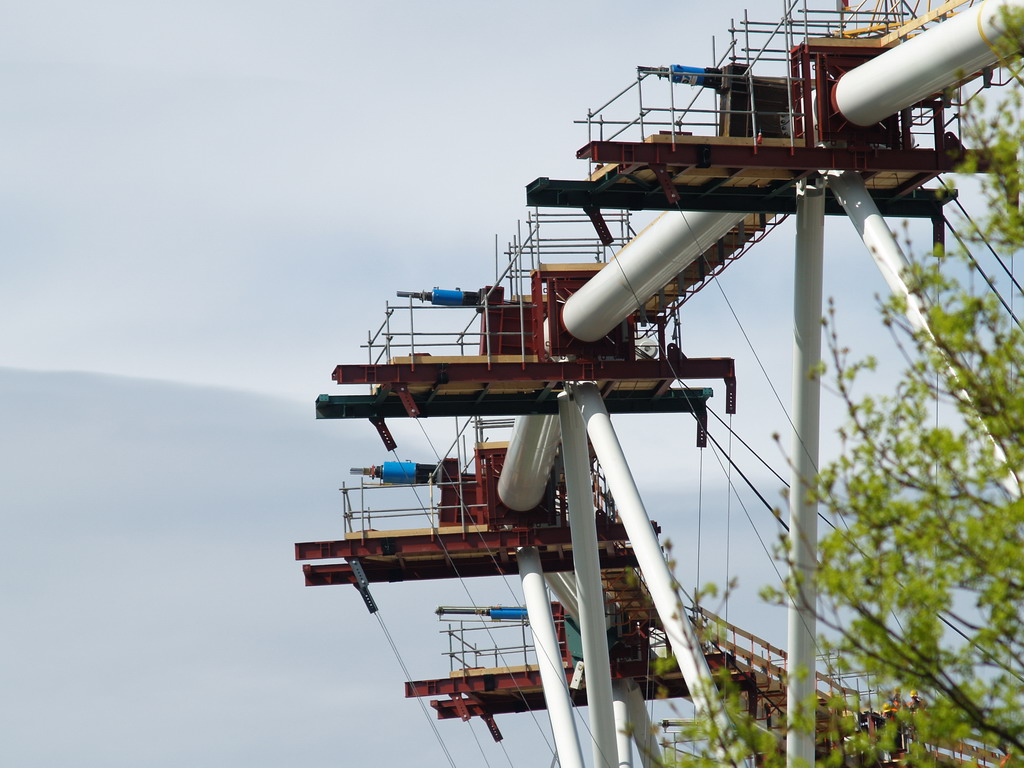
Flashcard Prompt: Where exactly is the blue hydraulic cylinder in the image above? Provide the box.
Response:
[380,461,420,484]
[670,65,709,86]
[638,64,724,90]
[352,462,436,484]
[397,288,481,306]
[488,607,529,621]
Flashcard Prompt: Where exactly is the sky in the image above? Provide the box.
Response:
[0,2,990,767]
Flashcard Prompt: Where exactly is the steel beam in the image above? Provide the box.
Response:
[315,387,713,420]
[296,523,635,561]
[301,547,640,586]
[577,139,968,174]
[525,177,953,217]
[331,356,736,390]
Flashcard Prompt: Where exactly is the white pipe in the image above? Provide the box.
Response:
[786,179,826,768]
[827,169,1021,498]
[624,679,661,768]
[546,571,581,621]
[613,679,635,768]
[559,392,619,768]
[498,414,561,511]
[518,546,586,768]
[562,210,745,342]
[571,382,736,762]
[834,0,1024,126]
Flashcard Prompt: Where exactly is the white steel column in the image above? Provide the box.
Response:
[546,571,581,621]
[518,546,586,768]
[786,178,826,768]
[559,391,618,768]
[612,679,634,768]
[571,382,735,761]
[827,169,1021,498]
[623,678,660,768]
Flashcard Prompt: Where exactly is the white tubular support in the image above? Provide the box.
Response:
[571,382,735,760]
[562,210,745,342]
[834,0,1024,127]
[498,414,561,511]
[612,679,634,768]
[825,170,927,329]
[623,679,660,768]
[546,571,581,622]
[786,179,826,768]
[518,546,586,768]
[827,169,1022,498]
[559,392,618,768]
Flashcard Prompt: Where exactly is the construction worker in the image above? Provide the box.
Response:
[887,688,902,716]
[908,690,925,712]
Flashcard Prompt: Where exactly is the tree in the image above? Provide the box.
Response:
[812,11,1024,764]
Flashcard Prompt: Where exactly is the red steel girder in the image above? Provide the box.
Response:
[333,356,737,389]
[421,653,737,720]
[578,140,964,175]
[296,523,636,562]
[302,546,638,585]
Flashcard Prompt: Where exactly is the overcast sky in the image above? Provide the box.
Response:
[0,2,976,767]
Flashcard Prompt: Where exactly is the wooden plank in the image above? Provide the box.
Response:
[806,35,896,48]
[644,133,796,147]
[390,354,541,365]
[450,665,542,678]
[879,0,975,45]
[344,525,491,540]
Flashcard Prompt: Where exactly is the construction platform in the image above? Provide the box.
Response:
[527,134,958,217]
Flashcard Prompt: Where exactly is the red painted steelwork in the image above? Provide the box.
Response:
[332,354,737,413]
[578,139,960,175]
[301,547,639,585]
[295,523,635,562]
[418,653,736,720]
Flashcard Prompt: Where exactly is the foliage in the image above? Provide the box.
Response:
[811,10,1024,765]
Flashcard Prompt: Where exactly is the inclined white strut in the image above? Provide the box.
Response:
[826,169,1022,499]
[834,0,1024,127]
[558,392,618,768]
[562,210,745,342]
[498,414,561,511]
[570,382,738,763]
[517,546,586,768]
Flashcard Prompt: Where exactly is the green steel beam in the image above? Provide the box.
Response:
[315,387,713,420]
[525,177,953,218]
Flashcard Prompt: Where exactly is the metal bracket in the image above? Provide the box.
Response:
[650,164,681,205]
[481,713,503,742]
[725,375,737,415]
[451,693,471,721]
[696,408,708,448]
[394,382,421,418]
[583,206,614,246]
[569,660,585,690]
[347,558,379,614]
[369,417,398,451]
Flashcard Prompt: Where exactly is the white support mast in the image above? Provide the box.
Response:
[558,392,619,768]
[517,546,586,768]
[571,381,736,763]
[827,169,1021,498]
[623,678,661,768]
[786,178,826,768]
[612,679,635,768]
